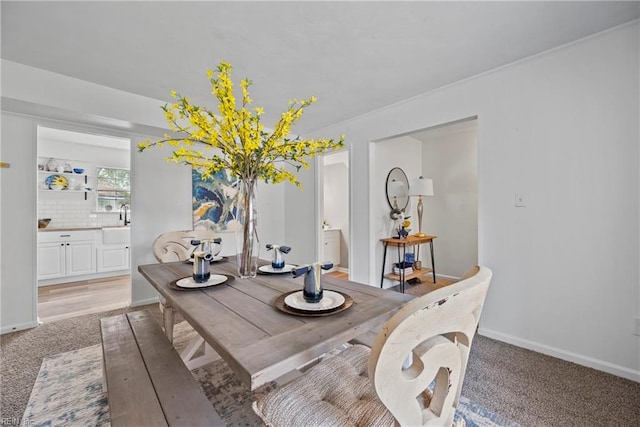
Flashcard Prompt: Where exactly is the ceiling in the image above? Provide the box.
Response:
[2,1,638,135]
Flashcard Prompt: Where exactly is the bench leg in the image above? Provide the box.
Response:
[102,357,108,393]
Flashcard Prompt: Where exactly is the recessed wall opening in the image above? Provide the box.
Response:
[36,125,132,323]
[370,117,478,290]
[320,150,350,279]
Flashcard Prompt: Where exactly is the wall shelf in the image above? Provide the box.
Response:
[38,170,93,200]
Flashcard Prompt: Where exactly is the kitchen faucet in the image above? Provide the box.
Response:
[119,204,130,226]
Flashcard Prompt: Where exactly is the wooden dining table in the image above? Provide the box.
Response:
[138,259,413,391]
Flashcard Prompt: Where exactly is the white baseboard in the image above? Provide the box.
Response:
[1,320,38,335]
[337,267,349,274]
[478,327,640,383]
[129,296,160,308]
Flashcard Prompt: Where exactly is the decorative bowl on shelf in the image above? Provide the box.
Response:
[73,168,84,174]
[38,218,51,229]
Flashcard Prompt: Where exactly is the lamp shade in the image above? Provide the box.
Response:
[409,177,433,197]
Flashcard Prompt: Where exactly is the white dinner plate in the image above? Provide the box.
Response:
[284,290,345,312]
[176,275,228,289]
[259,264,296,274]
[187,255,224,263]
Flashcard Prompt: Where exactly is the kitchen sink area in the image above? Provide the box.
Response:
[101,226,131,244]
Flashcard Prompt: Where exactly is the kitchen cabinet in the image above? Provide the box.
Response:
[37,230,97,281]
[98,244,130,272]
[37,242,66,280]
[323,229,341,270]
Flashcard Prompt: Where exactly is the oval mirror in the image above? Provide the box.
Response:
[385,167,409,211]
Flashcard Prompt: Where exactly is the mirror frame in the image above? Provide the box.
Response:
[385,167,409,211]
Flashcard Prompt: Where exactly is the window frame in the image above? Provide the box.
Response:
[96,167,131,213]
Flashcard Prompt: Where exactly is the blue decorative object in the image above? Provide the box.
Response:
[404,252,415,264]
[73,168,84,174]
[266,244,292,269]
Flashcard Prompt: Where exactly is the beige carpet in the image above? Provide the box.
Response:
[2,304,639,426]
[20,324,517,427]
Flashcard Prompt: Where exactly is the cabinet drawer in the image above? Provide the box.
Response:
[38,230,97,243]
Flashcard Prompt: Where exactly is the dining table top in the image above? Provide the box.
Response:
[137,259,414,390]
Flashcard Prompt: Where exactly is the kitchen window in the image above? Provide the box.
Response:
[97,167,130,212]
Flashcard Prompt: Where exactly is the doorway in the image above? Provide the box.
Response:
[321,151,350,276]
[36,126,131,322]
[371,117,478,284]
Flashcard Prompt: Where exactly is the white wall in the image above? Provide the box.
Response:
[370,135,422,288]
[420,120,478,278]
[1,113,38,332]
[1,62,286,329]
[284,164,317,266]
[301,23,639,380]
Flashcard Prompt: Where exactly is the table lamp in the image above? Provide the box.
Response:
[408,176,433,238]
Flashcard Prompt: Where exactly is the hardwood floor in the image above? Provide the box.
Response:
[325,270,456,296]
[37,275,131,323]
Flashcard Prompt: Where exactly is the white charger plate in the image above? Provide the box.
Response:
[259,264,296,274]
[176,275,228,289]
[284,290,345,312]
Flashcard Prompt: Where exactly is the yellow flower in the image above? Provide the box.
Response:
[138,61,345,187]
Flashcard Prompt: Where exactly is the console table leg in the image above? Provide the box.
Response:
[380,243,388,288]
[430,241,436,283]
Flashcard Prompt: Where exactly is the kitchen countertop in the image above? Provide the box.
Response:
[39,226,129,232]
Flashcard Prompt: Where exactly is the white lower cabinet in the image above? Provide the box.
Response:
[37,242,66,280]
[66,240,97,276]
[98,245,130,272]
[37,230,97,281]
[323,229,341,270]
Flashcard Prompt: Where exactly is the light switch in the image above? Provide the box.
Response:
[515,193,526,207]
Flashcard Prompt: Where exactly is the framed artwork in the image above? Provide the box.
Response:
[192,169,241,232]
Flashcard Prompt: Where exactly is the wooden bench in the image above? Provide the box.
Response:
[100,310,224,426]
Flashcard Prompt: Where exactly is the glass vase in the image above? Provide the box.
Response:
[235,178,260,278]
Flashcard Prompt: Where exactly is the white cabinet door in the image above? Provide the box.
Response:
[66,240,96,276]
[323,230,341,269]
[37,242,66,280]
[98,245,130,272]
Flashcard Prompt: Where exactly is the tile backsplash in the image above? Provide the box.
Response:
[38,198,126,229]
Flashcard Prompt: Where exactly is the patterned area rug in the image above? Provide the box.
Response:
[23,334,519,426]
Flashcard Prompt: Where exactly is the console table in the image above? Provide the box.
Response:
[380,235,437,292]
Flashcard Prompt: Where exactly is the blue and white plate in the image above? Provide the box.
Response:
[176,275,228,288]
[284,290,345,311]
[259,264,296,274]
[45,175,68,190]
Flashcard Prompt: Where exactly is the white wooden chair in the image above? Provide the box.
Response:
[152,229,220,263]
[253,266,492,427]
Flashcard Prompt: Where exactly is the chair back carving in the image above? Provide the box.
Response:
[152,230,220,263]
[369,266,492,426]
